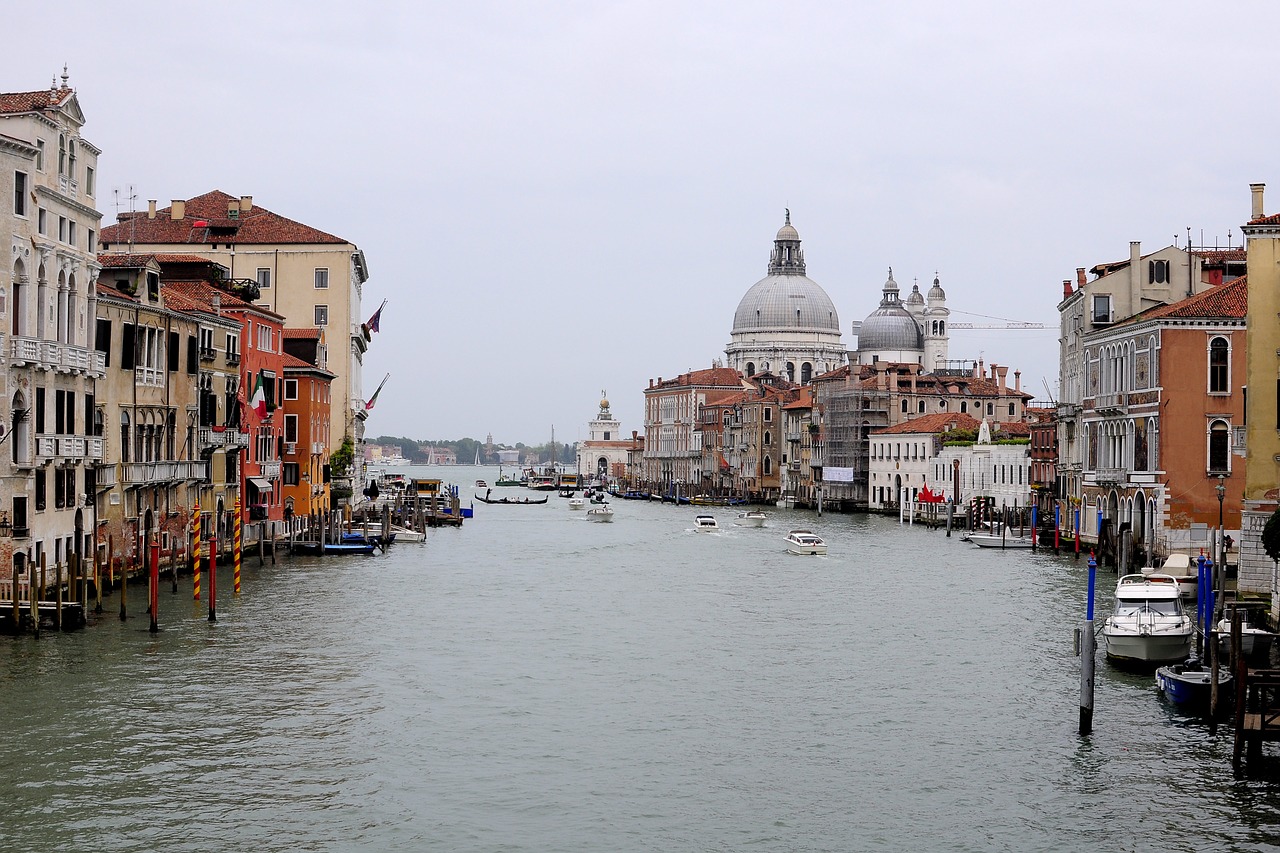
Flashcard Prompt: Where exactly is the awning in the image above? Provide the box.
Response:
[248,477,272,491]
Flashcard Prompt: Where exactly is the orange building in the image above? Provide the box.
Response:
[281,352,333,522]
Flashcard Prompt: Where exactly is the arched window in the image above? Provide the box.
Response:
[763,431,771,446]
[901,399,908,413]
[68,139,76,178]
[1209,420,1229,473]
[11,259,24,336]
[58,134,66,175]
[745,362,755,377]
[120,412,131,464]
[786,362,796,382]
[801,362,812,384]
[763,457,772,475]
[1209,337,1229,393]
[167,411,176,459]
[918,401,925,413]
[939,321,945,335]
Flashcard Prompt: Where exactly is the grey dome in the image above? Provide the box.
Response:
[859,304,923,351]
[928,275,946,300]
[733,274,841,333]
[906,283,924,308]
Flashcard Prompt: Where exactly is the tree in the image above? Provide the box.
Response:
[330,435,354,481]
[1262,508,1280,563]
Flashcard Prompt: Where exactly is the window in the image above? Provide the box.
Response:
[13,171,27,215]
[1092,294,1111,324]
[58,216,66,242]
[284,414,298,443]
[1149,259,1170,284]
[257,268,271,289]
[87,229,95,251]
[257,324,273,352]
[314,305,328,326]
[95,319,111,366]
[37,208,46,234]
[763,408,771,422]
[1009,403,1015,416]
[84,166,94,196]
[68,221,76,246]
[1209,420,1229,473]
[168,331,180,372]
[1209,337,1229,394]
[186,335,198,374]
[314,268,329,289]
[35,139,44,171]
[120,322,135,370]
[226,333,239,362]
[284,379,298,401]
[34,387,45,434]
[283,462,300,486]
[35,470,45,512]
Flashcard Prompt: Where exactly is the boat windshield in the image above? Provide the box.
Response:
[1114,599,1181,617]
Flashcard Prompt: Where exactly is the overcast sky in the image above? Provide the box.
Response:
[12,2,1277,447]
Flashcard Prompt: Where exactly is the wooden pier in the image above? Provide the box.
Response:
[1,600,86,634]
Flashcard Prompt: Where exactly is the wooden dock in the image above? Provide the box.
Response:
[1,600,87,634]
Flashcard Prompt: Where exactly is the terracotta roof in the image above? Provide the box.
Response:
[996,422,1031,437]
[283,327,321,339]
[100,190,349,246]
[1195,249,1246,264]
[0,86,73,114]
[95,281,136,302]
[650,367,743,390]
[874,412,981,435]
[1248,214,1280,226]
[98,253,157,269]
[162,280,286,321]
[154,253,218,264]
[783,387,813,410]
[1143,277,1248,321]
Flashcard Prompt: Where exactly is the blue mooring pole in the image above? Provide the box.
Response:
[1080,552,1097,735]
[1196,553,1207,656]
[1031,504,1038,551]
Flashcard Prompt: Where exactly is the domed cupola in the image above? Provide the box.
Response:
[855,267,925,363]
[928,274,946,305]
[906,281,925,315]
[725,211,848,379]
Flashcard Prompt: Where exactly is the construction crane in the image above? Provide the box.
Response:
[948,311,1048,330]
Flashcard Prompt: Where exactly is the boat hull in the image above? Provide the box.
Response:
[966,533,1034,549]
[734,516,766,528]
[291,541,375,556]
[1156,663,1232,706]
[1103,630,1193,664]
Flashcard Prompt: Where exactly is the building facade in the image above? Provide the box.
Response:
[642,366,744,494]
[575,393,631,482]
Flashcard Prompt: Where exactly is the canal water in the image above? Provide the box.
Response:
[3,465,1280,852]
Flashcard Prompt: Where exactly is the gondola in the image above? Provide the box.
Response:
[474,493,549,505]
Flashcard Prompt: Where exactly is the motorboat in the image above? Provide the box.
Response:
[388,525,425,543]
[785,529,827,555]
[586,504,614,522]
[1142,553,1197,600]
[965,531,1034,549]
[568,497,586,510]
[475,479,487,488]
[1217,605,1273,660]
[734,510,767,528]
[290,540,376,556]
[694,514,720,532]
[1156,658,1232,708]
[1102,574,1195,665]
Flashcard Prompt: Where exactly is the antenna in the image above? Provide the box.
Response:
[113,185,138,249]
[1041,378,1057,405]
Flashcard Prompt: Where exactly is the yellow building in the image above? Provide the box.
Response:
[1241,183,1280,600]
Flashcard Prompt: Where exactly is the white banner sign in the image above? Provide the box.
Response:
[823,467,856,483]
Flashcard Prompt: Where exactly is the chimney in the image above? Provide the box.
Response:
[1014,370,1021,392]
[240,195,253,213]
[1063,279,1072,299]
[1251,183,1266,221]
[1077,267,1087,288]
[170,199,186,220]
[974,359,982,378]
[996,365,1008,388]
[1130,240,1141,266]
[211,293,221,314]
[147,200,157,219]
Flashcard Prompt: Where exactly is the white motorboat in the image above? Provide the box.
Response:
[568,497,586,510]
[1142,553,1197,600]
[1102,574,1194,665]
[586,504,614,523]
[694,514,719,532]
[965,531,1034,549]
[1217,605,1273,659]
[785,529,827,555]
[388,525,425,543]
[734,510,767,528]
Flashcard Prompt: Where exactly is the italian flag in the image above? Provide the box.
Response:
[250,374,267,419]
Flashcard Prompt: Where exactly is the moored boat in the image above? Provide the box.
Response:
[785,529,827,555]
[1156,658,1232,708]
[388,525,425,542]
[966,531,1034,549]
[290,541,376,556]
[734,510,767,528]
[1103,574,1194,665]
[1142,553,1197,600]
[1217,605,1273,659]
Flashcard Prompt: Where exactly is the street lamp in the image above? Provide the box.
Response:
[1216,473,1226,530]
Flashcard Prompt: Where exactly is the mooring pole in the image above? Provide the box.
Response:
[1196,553,1207,657]
[234,500,242,597]
[1080,552,1097,735]
[208,523,217,623]
[149,536,159,634]
[192,510,202,602]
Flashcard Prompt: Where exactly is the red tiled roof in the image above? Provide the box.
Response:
[650,367,743,390]
[98,253,157,268]
[0,87,73,114]
[1248,214,1280,226]
[1144,277,1248,321]
[1195,249,1246,264]
[874,412,981,435]
[100,190,349,246]
[783,387,813,410]
[162,280,286,321]
[154,253,219,264]
[283,327,321,339]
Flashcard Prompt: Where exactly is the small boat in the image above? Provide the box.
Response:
[1156,658,1232,708]
[785,529,827,555]
[474,493,549,505]
[1217,606,1273,659]
[693,514,719,532]
[586,504,614,522]
[568,497,586,510]
[966,533,1034,549]
[734,510,767,528]
[475,479,488,488]
[1103,574,1195,665]
[388,525,425,543]
[290,541,376,556]
[590,493,608,504]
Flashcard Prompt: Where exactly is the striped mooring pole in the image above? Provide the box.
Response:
[233,500,242,596]
[192,506,202,601]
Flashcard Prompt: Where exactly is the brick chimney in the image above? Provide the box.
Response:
[1063,279,1072,299]
[170,199,186,220]
[996,365,1008,388]
[1251,183,1266,221]
[147,200,156,219]
[1077,268,1087,289]
[1014,370,1021,392]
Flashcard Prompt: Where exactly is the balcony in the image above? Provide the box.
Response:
[311,442,325,456]
[135,366,163,387]
[10,336,40,365]
[56,436,84,459]
[199,346,217,362]
[284,441,298,456]
[260,460,281,480]
[95,464,118,488]
[85,437,104,461]
[121,461,179,484]
[1094,393,1127,414]
[1095,467,1127,485]
[198,428,222,448]
[226,350,241,365]
[177,460,209,480]
[226,431,250,448]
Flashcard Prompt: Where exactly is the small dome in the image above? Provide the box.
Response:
[928,275,946,300]
[776,222,800,242]
[906,283,924,308]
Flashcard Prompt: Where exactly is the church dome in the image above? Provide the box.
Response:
[906,283,924,310]
[732,274,841,333]
[858,268,923,352]
[928,275,946,301]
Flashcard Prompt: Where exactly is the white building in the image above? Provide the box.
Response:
[931,419,1032,511]
[576,393,632,481]
[868,412,979,509]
